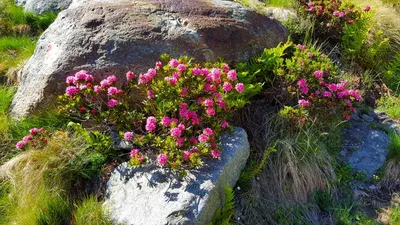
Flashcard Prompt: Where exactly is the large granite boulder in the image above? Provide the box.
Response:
[10,0,288,118]
[15,0,72,14]
[103,127,250,225]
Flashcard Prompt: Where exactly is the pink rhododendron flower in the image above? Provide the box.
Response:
[211,150,221,158]
[300,87,309,94]
[85,75,93,82]
[223,82,232,92]
[314,70,323,79]
[190,137,198,144]
[94,85,102,93]
[178,123,186,131]
[166,77,177,86]
[180,88,187,97]
[170,118,179,125]
[23,135,32,142]
[235,83,244,93]
[192,67,202,75]
[130,149,140,157]
[348,19,354,24]
[16,141,26,149]
[168,59,179,67]
[201,68,209,76]
[203,128,214,136]
[198,134,208,143]
[345,114,350,120]
[364,5,371,11]
[107,75,117,83]
[66,86,78,97]
[192,117,200,125]
[308,6,315,12]
[333,11,340,16]
[66,76,75,84]
[204,99,214,107]
[124,132,133,141]
[206,107,216,116]
[176,137,185,147]
[79,84,87,90]
[327,84,338,92]
[323,91,332,97]
[327,23,332,27]
[297,44,307,51]
[161,117,171,127]
[75,70,87,80]
[221,120,229,128]
[155,61,162,70]
[100,79,110,88]
[171,128,182,137]
[338,12,345,17]
[298,99,311,107]
[107,99,118,107]
[307,52,313,58]
[157,153,168,166]
[210,68,221,82]
[29,128,39,135]
[183,151,191,160]
[217,102,226,109]
[126,71,135,80]
[297,79,307,87]
[108,87,118,95]
[177,64,186,72]
[227,70,237,81]
[147,90,155,99]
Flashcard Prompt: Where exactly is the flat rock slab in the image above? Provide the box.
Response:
[103,127,250,225]
[341,112,389,178]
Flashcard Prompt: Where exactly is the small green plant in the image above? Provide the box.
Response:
[388,131,400,162]
[384,54,400,94]
[236,141,277,191]
[74,195,112,225]
[377,95,400,119]
[208,186,235,225]
[313,189,333,212]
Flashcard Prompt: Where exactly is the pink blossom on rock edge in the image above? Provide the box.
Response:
[157,153,168,166]
[130,149,140,158]
[221,120,229,128]
[66,76,75,84]
[168,59,179,67]
[183,151,191,160]
[176,137,185,147]
[126,71,135,80]
[124,132,133,141]
[177,64,186,72]
[211,150,221,158]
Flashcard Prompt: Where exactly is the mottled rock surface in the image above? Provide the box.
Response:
[15,0,72,14]
[103,127,250,225]
[10,0,288,118]
[341,110,389,178]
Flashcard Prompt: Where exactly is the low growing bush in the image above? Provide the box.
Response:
[58,55,248,170]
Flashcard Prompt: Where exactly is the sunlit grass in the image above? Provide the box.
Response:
[74,195,112,225]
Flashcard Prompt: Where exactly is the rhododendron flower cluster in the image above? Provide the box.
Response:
[297,0,370,42]
[58,55,246,170]
[278,42,361,127]
[15,127,47,149]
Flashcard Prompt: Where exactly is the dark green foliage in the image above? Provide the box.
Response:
[313,189,332,212]
[236,142,277,191]
[388,131,400,162]
[384,54,400,94]
[208,186,235,225]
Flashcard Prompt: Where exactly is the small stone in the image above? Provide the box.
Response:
[237,186,241,191]
[362,114,374,123]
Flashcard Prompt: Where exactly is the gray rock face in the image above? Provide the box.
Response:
[10,0,289,118]
[341,113,389,178]
[15,0,72,14]
[103,127,250,225]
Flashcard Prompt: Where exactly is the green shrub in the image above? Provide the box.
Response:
[377,95,400,119]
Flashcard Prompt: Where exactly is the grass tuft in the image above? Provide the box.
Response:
[74,195,112,225]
